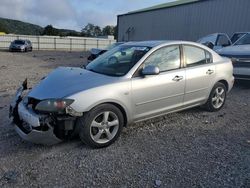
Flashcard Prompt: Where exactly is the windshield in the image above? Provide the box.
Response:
[86,45,151,76]
[197,34,217,44]
[231,33,246,44]
[105,42,123,50]
[14,40,25,45]
[234,33,250,45]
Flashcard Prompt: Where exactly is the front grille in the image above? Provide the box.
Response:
[220,54,250,68]
[233,59,250,68]
[234,74,250,80]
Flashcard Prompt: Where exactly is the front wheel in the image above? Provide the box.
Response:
[78,104,124,148]
[204,82,227,112]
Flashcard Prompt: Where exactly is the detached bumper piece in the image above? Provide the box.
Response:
[9,79,66,145]
[12,101,62,145]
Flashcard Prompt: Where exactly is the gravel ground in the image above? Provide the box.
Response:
[0,50,250,188]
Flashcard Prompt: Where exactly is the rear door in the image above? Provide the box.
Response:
[182,45,216,106]
[131,45,185,121]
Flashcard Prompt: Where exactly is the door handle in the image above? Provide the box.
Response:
[172,75,183,82]
[206,69,214,75]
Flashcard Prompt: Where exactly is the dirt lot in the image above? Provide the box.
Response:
[0,50,250,188]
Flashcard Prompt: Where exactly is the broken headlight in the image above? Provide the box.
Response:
[35,99,74,112]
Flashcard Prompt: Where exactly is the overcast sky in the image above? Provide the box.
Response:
[0,0,173,31]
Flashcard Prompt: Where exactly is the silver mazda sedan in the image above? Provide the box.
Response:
[10,41,234,148]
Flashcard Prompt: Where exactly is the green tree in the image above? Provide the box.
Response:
[94,26,102,37]
[81,23,102,37]
[102,25,115,36]
[42,25,59,36]
[81,23,95,37]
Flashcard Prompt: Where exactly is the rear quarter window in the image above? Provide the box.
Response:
[183,45,213,67]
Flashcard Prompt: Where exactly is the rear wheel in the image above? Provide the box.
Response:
[78,104,124,148]
[205,82,227,112]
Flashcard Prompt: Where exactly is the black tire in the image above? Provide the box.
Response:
[24,47,27,52]
[30,47,33,52]
[77,104,124,148]
[204,82,227,112]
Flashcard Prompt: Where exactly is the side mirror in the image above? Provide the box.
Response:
[142,65,160,76]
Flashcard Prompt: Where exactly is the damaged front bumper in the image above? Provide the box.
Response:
[9,80,62,145]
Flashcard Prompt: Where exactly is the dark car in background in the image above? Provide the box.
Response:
[197,33,232,50]
[197,32,248,51]
[87,42,124,63]
[217,32,250,80]
[230,32,248,43]
[9,39,33,52]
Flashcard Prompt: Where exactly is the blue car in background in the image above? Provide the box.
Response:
[217,32,250,81]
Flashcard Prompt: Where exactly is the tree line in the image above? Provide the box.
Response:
[43,23,117,39]
[0,19,117,38]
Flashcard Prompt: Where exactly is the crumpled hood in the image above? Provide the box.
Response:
[28,67,116,100]
[217,45,250,56]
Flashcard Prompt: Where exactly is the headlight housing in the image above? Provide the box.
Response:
[35,99,74,112]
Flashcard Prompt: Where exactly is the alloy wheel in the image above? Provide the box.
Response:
[90,111,119,144]
[212,87,225,109]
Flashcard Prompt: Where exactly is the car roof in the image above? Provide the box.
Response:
[122,40,173,47]
[14,39,31,42]
[233,32,250,34]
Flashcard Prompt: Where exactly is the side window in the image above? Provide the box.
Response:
[143,45,180,72]
[183,45,212,67]
[205,51,213,63]
[217,35,230,46]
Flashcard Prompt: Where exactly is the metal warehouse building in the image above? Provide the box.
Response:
[117,0,250,42]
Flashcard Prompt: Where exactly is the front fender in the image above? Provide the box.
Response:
[68,81,133,124]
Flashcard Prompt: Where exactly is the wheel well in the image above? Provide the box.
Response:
[107,102,128,127]
[218,80,229,91]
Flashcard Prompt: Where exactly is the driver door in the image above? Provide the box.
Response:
[131,45,185,121]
